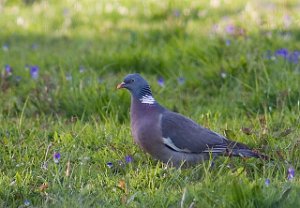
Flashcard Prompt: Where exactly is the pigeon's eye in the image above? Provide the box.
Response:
[129,79,134,83]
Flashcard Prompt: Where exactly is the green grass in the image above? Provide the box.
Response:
[0,0,300,207]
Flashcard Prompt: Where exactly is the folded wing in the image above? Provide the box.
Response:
[161,111,229,154]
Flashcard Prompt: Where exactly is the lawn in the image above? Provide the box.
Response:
[0,0,300,207]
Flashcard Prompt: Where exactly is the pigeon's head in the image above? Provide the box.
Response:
[117,73,151,97]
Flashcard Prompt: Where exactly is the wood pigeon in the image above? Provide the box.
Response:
[117,73,267,166]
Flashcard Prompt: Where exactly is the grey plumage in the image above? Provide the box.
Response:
[117,73,266,166]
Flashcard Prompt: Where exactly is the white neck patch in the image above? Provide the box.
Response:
[139,95,156,104]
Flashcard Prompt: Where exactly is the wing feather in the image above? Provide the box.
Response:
[161,111,228,153]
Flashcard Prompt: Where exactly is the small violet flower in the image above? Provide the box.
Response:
[79,66,85,73]
[275,48,289,58]
[157,77,164,87]
[225,39,231,46]
[178,77,185,85]
[30,66,39,79]
[225,24,235,34]
[106,162,113,168]
[125,155,133,163]
[273,48,300,64]
[287,167,295,180]
[24,199,30,206]
[2,44,9,51]
[31,43,38,50]
[5,64,12,75]
[288,51,300,64]
[53,152,61,164]
[265,178,270,186]
[66,73,72,81]
[173,9,181,17]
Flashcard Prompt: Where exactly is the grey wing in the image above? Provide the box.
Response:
[161,111,228,154]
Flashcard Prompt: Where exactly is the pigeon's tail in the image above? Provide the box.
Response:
[226,141,270,160]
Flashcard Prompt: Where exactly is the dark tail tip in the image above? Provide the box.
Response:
[226,146,271,160]
[225,141,272,161]
[252,149,272,161]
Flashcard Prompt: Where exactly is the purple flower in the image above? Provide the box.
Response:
[173,9,181,17]
[225,24,235,34]
[79,66,85,73]
[53,152,61,164]
[225,39,231,46]
[66,73,72,81]
[157,77,164,87]
[24,199,30,206]
[178,77,185,85]
[2,44,9,51]
[265,178,270,186]
[30,66,39,79]
[275,48,289,58]
[31,44,38,50]
[287,167,295,180]
[288,50,300,64]
[125,155,133,163]
[273,48,300,64]
[5,64,12,75]
[106,162,113,168]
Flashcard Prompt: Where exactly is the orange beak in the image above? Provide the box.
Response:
[117,82,125,89]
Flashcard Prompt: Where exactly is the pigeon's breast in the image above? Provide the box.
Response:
[131,111,164,155]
